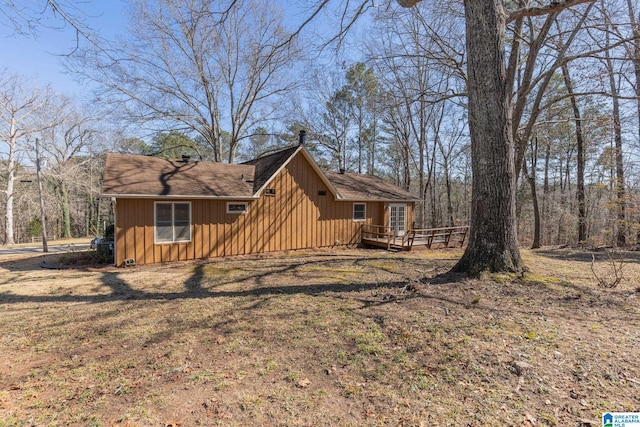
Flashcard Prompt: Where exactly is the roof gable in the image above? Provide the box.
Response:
[241,146,300,194]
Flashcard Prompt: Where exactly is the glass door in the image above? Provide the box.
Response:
[389,204,407,237]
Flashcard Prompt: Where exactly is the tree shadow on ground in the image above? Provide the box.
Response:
[0,253,428,305]
[2,248,632,325]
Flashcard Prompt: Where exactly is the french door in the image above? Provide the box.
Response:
[389,204,407,237]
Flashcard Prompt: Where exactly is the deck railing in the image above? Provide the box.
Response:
[361,224,468,250]
[410,226,469,249]
[361,224,395,250]
[31,235,57,243]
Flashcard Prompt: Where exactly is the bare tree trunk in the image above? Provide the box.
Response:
[529,173,541,249]
[560,63,587,243]
[604,31,626,246]
[542,140,551,245]
[625,0,640,242]
[453,0,524,274]
[627,0,640,146]
[430,172,437,228]
[444,163,454,227]
[524,137,541,248]
[35,137,48,253]
[4,120,17,245]
[599,5,627,245]
[61,184,72,238]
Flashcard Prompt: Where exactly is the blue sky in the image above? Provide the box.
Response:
[0,0,128,98]
[0,1,369,99]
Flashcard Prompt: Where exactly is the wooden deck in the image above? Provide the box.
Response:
[361,225,469,251]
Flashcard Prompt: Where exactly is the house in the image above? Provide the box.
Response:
[100,143,418,266]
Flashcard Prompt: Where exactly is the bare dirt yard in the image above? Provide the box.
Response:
[0,246,639,426]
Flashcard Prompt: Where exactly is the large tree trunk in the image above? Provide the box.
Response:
[453,0,524,274]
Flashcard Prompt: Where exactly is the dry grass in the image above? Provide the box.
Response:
[1,246,639,426]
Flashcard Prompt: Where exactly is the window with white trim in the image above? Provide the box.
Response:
[155,202,191,243]
[353,203,366,221]
[227,202,248,214]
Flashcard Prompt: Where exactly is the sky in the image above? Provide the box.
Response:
[0,0,128,98]
[0,0,373,100]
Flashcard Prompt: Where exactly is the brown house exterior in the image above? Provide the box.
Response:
[100,145,417,266]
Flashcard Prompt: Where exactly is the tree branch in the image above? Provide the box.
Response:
[507,0,596,24]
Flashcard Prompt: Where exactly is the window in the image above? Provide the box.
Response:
[227,202,248,214]
[318,190,327,196]
[265,188,276,196]
[353,203,366,221]
[155,202,191,243]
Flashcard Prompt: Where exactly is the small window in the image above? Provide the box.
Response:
[227,202,248,214]
[155,202,191,243]
[353,203,366,221]
[265,188,276,196]
[318,190,327,196]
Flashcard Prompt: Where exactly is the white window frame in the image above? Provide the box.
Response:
[227,201,248,214]
[353,203,366,221]
[154,201,192,244]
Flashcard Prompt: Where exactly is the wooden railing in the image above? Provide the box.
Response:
[31,235,57,243]
[361,224,395,250]
[361,224,468,251]
[411,226,469,249]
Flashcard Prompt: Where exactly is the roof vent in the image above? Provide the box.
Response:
[339,168,346,174]
[181,154,191,163]
[298,129,306,145]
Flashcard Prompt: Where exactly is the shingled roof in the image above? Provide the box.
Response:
[100,146,418,202]
[241,145,299,193]
[100,153,255,198]
[325,171,417,201]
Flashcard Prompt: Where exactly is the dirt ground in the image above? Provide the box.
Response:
[0,246,639,426]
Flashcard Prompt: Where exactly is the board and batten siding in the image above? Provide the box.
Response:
[114,154,396,266]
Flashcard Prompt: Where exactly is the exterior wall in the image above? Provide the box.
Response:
[114,153,407,266]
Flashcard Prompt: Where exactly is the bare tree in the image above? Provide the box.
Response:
[390,0,595,274]
[1,0,89,38]
[74,0,300,163]
[35,100,98,238]
[368,5,465,228]
[601,6,627,246]
[0,72,63,244]
[560,62,588,243]
[623,0,640,242]
[626,0,640,146]
[299,69,353,172]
